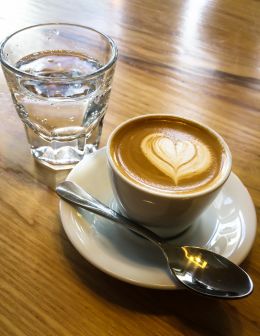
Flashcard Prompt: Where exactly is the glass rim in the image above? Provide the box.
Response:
[0,23,118,82]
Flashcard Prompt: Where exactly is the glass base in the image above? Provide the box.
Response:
[31,143,98,170]
[25,118,103,170]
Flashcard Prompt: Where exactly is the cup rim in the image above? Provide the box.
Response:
[0,23,118,82]
[107,114,232,199]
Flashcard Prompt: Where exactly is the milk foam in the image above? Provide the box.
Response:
[141,133,212,185]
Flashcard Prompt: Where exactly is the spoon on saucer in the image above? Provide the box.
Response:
[56,181,253,299]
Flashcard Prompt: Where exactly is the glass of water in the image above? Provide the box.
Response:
[0,23,117,170]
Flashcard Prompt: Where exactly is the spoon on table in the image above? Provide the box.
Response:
[56,181,253,299]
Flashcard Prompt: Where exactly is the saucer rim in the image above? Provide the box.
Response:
[59,147,257,289]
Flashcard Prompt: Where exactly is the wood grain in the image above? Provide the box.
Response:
[0,0,259,335]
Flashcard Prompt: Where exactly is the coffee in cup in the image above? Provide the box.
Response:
[107,114,232,237]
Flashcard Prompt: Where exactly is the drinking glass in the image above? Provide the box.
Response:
[0,23,117,169]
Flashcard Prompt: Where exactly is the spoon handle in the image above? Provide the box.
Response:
[56,181,163,245]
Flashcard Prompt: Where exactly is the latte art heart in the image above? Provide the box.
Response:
[141,134,212,184]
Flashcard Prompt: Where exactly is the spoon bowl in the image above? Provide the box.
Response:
[56,181,253,299]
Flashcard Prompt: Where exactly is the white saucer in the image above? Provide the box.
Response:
[59,147,256,289]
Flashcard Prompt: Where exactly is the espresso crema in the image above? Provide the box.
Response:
[110,116,227,194]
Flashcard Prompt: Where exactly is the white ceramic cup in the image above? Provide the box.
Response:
[107,115,232,238]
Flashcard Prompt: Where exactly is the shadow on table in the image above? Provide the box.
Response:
[59,225,246,336]
[33,160,70,190]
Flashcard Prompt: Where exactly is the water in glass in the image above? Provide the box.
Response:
[9,50,113,168]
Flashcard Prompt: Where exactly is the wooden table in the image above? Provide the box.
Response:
[0,1,259,335]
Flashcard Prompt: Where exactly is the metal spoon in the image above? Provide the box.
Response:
[56,181,253,299]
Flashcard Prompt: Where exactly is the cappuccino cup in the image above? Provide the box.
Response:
[107,114,232,238]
